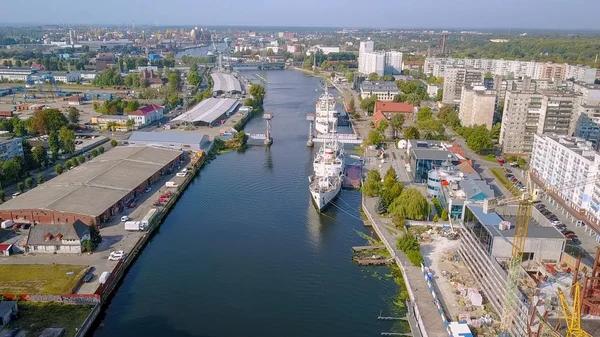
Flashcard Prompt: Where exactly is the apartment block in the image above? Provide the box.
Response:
[572,105,600,149]
[358,41,374,75]
[500,90,580,154]
[459,85,497,129]
[424,57,597,84]
[442,68,484,105]
[531,135,598,212]
[384,51,403,75]
[0,138,23,161]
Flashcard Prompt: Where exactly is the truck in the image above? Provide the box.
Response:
[1,220,14,229]
[165,181,178,188]
[99,271,110,285]
[141,209,158,229]
[124,221,145,231]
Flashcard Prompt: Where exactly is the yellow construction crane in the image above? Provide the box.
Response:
[484,172,597,337]
[558,283,592,337]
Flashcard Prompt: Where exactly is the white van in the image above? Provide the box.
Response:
[11,192,21,199]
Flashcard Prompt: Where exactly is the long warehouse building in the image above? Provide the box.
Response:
[211,73,243,96]
[172,98,239,126]
[0,146,183,226]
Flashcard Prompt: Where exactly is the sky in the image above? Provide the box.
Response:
[3,0,600,30]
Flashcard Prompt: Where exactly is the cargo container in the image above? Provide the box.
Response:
[99,271,110,284]
[141,209,158,228]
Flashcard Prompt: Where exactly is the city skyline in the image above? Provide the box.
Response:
[2,0,600,30]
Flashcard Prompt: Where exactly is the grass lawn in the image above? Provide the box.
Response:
[7,302,93,337]
[0,264,88,294]
[490,167,520,197]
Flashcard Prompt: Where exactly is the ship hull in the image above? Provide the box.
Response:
[309,175,342,211]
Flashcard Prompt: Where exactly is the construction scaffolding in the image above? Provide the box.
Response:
[582,248,600,316]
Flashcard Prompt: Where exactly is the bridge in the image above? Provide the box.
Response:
[312,133,363,144]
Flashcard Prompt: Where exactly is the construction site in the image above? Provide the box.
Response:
[412,178,600,337]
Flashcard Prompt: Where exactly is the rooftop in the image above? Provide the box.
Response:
[27,220,89,246]
[360,81,399,92]
[409,140,458,161]
[172,98,239,124]
[211,73,242,93]
[0,301,16,317]
[0,146,182,219]
[467,204,565,239]
[128,131,209,147]
[129,104,163,116]
[375,101,414,113]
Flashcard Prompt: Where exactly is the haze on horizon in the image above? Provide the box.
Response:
[2,0,600,30]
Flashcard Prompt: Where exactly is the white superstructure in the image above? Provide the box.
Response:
[314,87,338,134]
[309,140,344,211]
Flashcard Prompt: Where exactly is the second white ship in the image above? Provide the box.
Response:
[309,139,344,211]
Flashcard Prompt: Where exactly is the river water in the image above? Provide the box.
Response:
[93,69,402,337]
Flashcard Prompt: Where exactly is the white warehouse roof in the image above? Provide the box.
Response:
[211,73,242,93]
[173,98,239,124]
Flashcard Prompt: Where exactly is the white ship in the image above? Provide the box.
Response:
[309,140,344,211]
[314,87,338,134]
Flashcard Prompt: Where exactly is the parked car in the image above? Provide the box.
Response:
[572,238,582,245]
[108,250,125,261]
[563,230,575,235]
[565,234,578,239]
[83,272,94,283]
[11,192,21,198]
[121,215,130,222]
[144,186,152,193]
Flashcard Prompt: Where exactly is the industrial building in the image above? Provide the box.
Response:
[127,131,210,152]
[210,73,243,96]
[172,98,239,126]
[458,204,566,337]
[0,146,183,225]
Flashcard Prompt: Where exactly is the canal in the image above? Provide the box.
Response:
[93,70,401,337]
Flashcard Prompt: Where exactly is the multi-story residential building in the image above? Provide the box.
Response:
[359,81,399,101]
[304,45,339,55]
[459,85,497,129]
[362,52,385,77]
[424,57,597,84]
[358,41,374,75]
[0,138,23,161]
[442,68,484,105]
[572,104,600,149]
[531,135,599,212]
[384,51,403,75]
[128,104,164,127]
[500,90,580,154]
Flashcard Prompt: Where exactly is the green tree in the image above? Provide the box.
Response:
[111,139,118,147]
[0,190,4,202]
[249,84,266,104]
[416,107,432,121]
[348,97,356,114]
[404,93,421,106]
[32,146,48,169]
[345,72,354,83]
[58,126,75,154]
[364,130,384,146]
[435,88,443,101]
[68,107,80,124]
[403,126,420,140]
[381,182,403,211]
[77,155,85,164]
[376,119,389,133]
[362,170,382,197]
[433,214,439,222]
[21,140,35,170]
[55,163,63,175]
[466,125,493,154]
[416,118,445,137]
[90,220,102,244]
[388,188,430,220]
[98,146,105,154]
[91,148,99,157]
[30,109,69,135]
[25,177,33,189]
[368,72,379,81]
[441,209,449,221]
[2,160,20,183]
[360,96,377,115]
[389,114,405,139]
[126,119,135,130]
[17,182,24,192]
[125,100,140,113]
[37,173,44,184]
[187,69,200,87]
